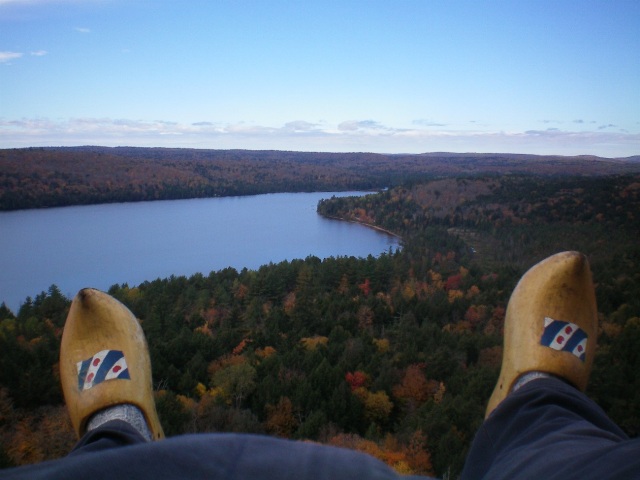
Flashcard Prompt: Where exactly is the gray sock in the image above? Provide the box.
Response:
[512,371,552,392]
[87,404,153,441]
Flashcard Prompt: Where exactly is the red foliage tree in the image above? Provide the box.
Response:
[345,371,368,391]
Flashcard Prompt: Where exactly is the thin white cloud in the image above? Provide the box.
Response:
[412,119,447,127]
[75,27,91,33]
[0,117,638,158]
[30,50,47,56]
[226,123,278,135]
[283,121,320,132]
[0,51,23,63]
[338,120,387,131]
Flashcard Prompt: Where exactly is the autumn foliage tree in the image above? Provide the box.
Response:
[265,397,298,438]
[393,364,440,411]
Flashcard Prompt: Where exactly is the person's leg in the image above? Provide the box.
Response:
[461,252,640,479]
[68,419,147,456]
[462,376,640,479]
[67,401,153,455]
[60,288,164,452]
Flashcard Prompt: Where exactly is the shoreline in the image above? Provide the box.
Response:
[320,213,403,242]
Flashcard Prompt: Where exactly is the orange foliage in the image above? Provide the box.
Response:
[232,338,252,355]
[255,346,277,358]
[358,278,372,296]
[466,285,480,298]
[207,354,246,377]
[392,364,439,409]
[265,397,298,438]
[195,324,213,337]
[405,430,434,475]
[327,432,433,476]
[329,433,384,459]
[4,405,75,466]
[177,394,197,412]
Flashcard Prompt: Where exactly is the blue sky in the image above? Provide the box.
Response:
[1,0,638,157]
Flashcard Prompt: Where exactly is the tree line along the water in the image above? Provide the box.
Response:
[1,173,639,478]
[2,146,640,210]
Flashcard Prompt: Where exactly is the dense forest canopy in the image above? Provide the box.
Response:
[1,157,639,477]
[1,146,640,210]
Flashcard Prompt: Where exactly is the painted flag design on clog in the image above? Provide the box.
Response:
[76,349,130,391]
[540,317,588,362]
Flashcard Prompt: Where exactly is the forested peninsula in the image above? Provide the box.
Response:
[1,148,640,478]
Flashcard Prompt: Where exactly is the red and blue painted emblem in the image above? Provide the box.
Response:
[540,317,588,362]
[76,350,130,391]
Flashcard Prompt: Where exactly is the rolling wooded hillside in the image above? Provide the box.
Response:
[2,146,639,210]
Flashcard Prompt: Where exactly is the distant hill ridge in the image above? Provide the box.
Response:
[2,146,639,210]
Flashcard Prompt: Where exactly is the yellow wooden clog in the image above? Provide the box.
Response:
[60,288,164,439]
[485,251,598,418]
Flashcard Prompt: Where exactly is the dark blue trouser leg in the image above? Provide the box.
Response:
[3,426,429,479]
[461,377,640,479]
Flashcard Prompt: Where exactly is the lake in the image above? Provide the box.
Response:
[0,192,400,313]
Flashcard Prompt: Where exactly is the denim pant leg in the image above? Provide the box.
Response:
[461,377,640,480]
[68,419,147,456]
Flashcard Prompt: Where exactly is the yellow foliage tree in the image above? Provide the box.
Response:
[300,336,328,351]
[447,289,464,303]
[429,270,444,290]
[402,282,416,301]
[373,338,390,354]
[363,390,393,423]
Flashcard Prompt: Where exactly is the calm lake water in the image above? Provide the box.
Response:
[0,192,399,313]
